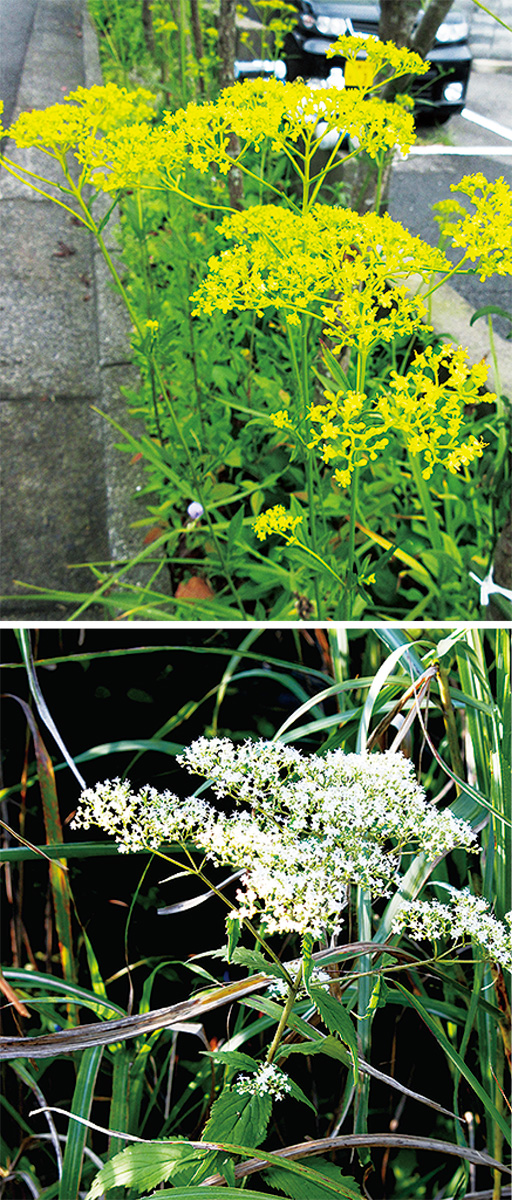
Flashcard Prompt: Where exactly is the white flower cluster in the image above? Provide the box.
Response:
[391,891,512,973]
[233,1063,292,1100]
[70,778,215,855]
[70,739,478,940]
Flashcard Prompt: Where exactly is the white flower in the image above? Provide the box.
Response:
[391,890,512,973]
[71,740,478,939]
[187,501,204,520]
[234,1063,292,1100]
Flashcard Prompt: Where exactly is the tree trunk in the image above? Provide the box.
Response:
[218,0,237,90]
[189,0,205,94]
[379,0,419,48]
[218,0,245,208]
[409,0,456,56]
[141,0,155,54]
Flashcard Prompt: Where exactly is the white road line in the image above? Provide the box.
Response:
[461,107,512,141]
[407,144,512,155]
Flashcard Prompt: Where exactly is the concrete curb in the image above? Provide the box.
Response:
[81,10,165,583]
[426,281,512,397]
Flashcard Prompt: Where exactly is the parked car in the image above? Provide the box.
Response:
[283,1,472,121]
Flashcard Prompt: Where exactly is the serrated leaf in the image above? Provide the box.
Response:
[308,987,359,1086]
[86,1141,204,1199]
[230,947,289,982]
[301,933,315,989]
[226,915,241,961]
[203,1086,272,1148]
[197,1088,273,1188]
[204,1049,260,1073]
[285,1075,317,1113]
[264,1157,362,1199]
[277,1035,348,1065]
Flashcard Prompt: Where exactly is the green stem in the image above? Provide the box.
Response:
[343,349,367,618]
[179,0,188,106]
[308,144,361,209]
[266,965,304,1064]
[407,450,447,616]
[343,465,360,620]
[301,317,324,618]
[407,451,444,556]
[487,314,507,469]
[63,166,246,615]
[153,846,294,987]
[373,147,388,215]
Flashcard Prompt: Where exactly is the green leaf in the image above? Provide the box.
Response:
[198,1088,272,1189]
[469,304,512,328]
[301,933,315,989]
[285,1075,317,1113]
[60,1046,103,1200]
[149,1191,309,1199]
[278,1034,352,1067]
[16,629,86,789]
[86,1141,204,1199]
[394,982,512,1146]
[229,946,289,982]
[7,696,78,987]
[204,1049,260,1073]
[307,987,359,1086]
[226,507,245,554]
[203,1086,272,1148]
[226,915,241,960]
[264,1158,362,1199]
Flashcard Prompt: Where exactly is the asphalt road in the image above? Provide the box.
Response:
[389,68,512,340]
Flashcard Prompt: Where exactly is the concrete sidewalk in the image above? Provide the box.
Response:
[0,0,150,620]
[0,0,511,621]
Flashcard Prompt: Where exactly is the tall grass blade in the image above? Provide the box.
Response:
[16,628,86,788]
[393,982,511,1146]
[5,696,77,985]
[59,1045,104,1200]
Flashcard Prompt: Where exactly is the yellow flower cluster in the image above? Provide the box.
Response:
[270,410,295,430]
[326,34,428,91]
[5,82,155,159]
[253,505,303,542]
[161,75,419,171]
[307,344,494,486]
[440,174,512,281]
[308,390,390,486]
[1,53,422,195]
[191,203,449,348]
[18,75,417,194]
[378,343,494,478]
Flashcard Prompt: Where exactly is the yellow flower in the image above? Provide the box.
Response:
[308,389,387,484]
[270,410,294,429]
[253,505,303,542]
[91,75,417,192]
[327,34,428,93]
[306,345,494,486]
[6,83,155,159]
[333,467,352,488]
[376,344,494,476]
[440,174,512,280]
[191,203,448,349]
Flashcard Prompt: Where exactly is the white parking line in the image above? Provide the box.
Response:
[407,144,512,154]
[461,107,512,141]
